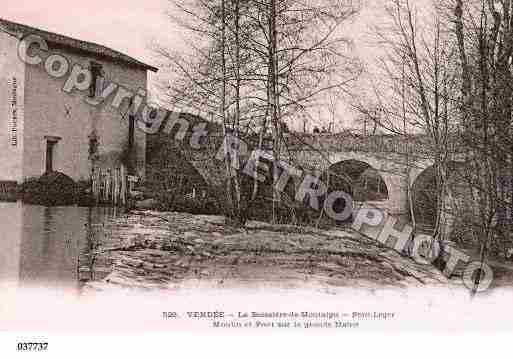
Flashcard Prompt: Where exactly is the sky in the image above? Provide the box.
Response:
[2,0,395,132]
[2,0,176,65]
[2,0,181,96]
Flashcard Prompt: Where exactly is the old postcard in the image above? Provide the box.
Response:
[1,0,513,357]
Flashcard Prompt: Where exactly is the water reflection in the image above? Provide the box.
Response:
[0,202,119,293]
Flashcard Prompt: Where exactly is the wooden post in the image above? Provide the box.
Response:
[99,169,103,204]
[120,165,127,206]
[128,114,135,174]
[94,168,100,204]
[113,168,118,206]
[105,169,110,203]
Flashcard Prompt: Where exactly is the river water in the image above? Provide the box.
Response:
[0,202,120,293]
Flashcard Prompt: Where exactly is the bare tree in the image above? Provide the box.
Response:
[153,0,362,224]
[367,0,513,287]
[353,103,384,136]
[356,0,458,246]
[451,0,513,290]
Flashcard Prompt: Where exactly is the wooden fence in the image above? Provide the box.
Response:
[91,166,130,206]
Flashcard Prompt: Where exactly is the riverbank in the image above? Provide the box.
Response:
[82,210,452,293]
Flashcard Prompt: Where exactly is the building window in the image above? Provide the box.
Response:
[89,62,104,98]
[44,136,62,173]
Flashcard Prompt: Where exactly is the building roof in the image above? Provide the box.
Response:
[0,18,158,72]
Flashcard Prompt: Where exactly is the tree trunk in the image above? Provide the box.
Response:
[220,0,235,220]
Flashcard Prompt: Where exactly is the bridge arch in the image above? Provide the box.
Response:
[410,161,469,233]
[326,159,389,202]
[321,152,420,214]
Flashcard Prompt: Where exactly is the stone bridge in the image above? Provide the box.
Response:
[147,116,460,221]
[279,133,438,216]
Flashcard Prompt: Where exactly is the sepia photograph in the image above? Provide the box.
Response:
[1,0,513,356]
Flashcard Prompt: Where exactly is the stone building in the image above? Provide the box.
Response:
[0,18,157,184]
